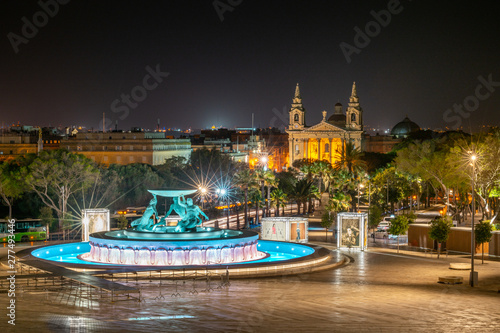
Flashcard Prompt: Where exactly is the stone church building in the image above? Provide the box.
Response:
[286,82,364,167]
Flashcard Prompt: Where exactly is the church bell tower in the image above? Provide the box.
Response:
[345,82,363,130]
[288,83,306,130]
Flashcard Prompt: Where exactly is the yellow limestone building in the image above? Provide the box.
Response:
[286,82,364,166]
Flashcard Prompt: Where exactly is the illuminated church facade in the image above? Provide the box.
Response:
[285,82,364,166]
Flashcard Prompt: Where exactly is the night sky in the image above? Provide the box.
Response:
[1,0,500,133]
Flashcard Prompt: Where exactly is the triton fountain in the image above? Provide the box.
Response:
[81,190,266,265]
[23,188,342,278]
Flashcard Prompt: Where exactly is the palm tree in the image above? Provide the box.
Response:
[313,160,333,194]
[297,161,316,213]
[254,169,277,218]
[234,169,258,229]
[254,169,266,217]
[328,191,352,213]
[290,179,314,215]
[309,184,321,214]
[263,171,277,216]
[276,171,297,214]
[334,142,366,176]
[270,188,288,217]
[249,189,263,225]
[324,192,352,240]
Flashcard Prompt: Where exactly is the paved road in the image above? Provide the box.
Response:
[1,242,499,332]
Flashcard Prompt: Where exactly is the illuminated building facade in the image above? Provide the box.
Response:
[286,82,364,167]
[63,132,191,166]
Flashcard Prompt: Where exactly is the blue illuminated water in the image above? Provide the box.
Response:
[32,240,314,266]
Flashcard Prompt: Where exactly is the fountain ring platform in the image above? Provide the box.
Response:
[20,239,347,278]
[82,228,266,266]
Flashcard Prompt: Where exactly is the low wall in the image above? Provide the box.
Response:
[489,231,500,256]
[408,224,498,255]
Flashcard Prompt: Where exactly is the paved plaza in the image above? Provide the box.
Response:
[1,242,499,332]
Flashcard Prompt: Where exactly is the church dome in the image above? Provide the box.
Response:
[328,113,346,127]
[334,102,342,107]
[390,116,420,138]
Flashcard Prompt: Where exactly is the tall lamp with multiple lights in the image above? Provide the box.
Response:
[470,153,478,287]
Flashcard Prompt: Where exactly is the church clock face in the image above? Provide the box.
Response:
[294,124,299,129]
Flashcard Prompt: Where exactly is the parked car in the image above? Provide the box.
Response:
[377,222,390,230]
[374,229,389,239]
[377,216,394,229]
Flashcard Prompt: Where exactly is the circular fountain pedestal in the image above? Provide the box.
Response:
[82,228,266,266]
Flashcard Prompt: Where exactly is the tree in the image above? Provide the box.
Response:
[368,205,383,230]
[309,184,321,213]
[262,170,277,216]
[404,212,417,223]
[388,215,410,253]
[475,221,493,264]
[107,163,166,210]
[290,179,314,215]
[0,162,24,218]
[116,215,129,230]
[234,169,258,228]
[328,192,351,214]
[270,188,287,217]
[39,206,56,232]
[189,148,234,173]
[362,152,396,174]
[249,189,263,225]
[371,167,412,213]
[429,216,453,258]
[334,142,366,176]
[22,150,98,238]
[324,192,351,241]
[320,212,334,242]
[462,136,500,220]
[396,139,462,215]
[295,159,316,213]
[312,160,332,194]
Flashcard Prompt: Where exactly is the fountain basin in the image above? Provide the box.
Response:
[82,228,265,266]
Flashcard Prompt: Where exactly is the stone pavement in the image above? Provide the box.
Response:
[1,243,499,332]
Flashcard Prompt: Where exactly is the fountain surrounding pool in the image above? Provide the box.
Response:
[31,240,315,266]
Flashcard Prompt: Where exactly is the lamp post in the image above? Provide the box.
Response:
[368,180,371,224]
[218,188,230,229]
[260,155,268,171]
[386,179,389,213]
[470,153,477,287]
[358,183,364,212]
[199,187,207,209]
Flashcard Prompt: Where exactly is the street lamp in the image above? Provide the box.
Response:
[217,188,230,229]
[358,183,364,212]
[260,155,268,171]
[470,153,478,287]
[199,187,207,209]
[386,179,390,213]
[366,180,371,225]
